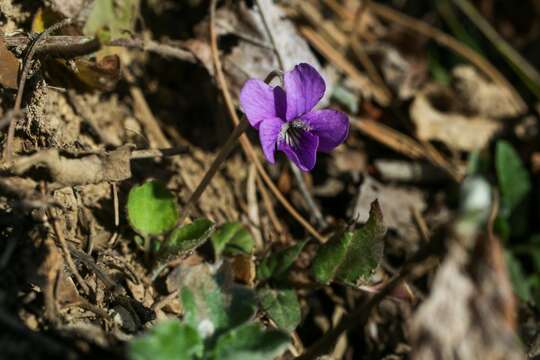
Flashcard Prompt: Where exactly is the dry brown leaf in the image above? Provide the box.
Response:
[453,65,526,119]
[0,35,19,89]
[410,83,502,151]
[350,175,426,243]
[411,230,523,359]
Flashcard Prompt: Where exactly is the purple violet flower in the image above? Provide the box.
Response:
[239,63,350,171]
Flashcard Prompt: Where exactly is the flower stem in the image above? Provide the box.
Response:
[290,163,327,228]
[176,118,249,226]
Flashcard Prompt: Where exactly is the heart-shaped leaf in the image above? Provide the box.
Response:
[257,240,307,281]
[127,180,178,237]
[180,263,257,338]
[211,222,254,257]
[210,323,289,360]
[157,218,214,260]
[496,140,531,214]
[258,287,301,332]
[312,200,385,286]
[129,320,203,360]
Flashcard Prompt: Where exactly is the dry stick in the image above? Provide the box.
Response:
[296,240,437,360]
[452,0,540,99]
[255,0,327,229]
[4,19,72,162]
[299,26,389,106]
[108,38,196,63]
[5,35,100,58]
[209,0,325,242]
[48,212,91,296]
[350,0,392,103]
[130,146,189,159]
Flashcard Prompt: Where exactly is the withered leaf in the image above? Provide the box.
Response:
[0,36,19,89]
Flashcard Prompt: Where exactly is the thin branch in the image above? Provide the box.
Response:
[48,211,91,296]
[290,163,327,228]
[5,35,100,59]
[108,38,196,63]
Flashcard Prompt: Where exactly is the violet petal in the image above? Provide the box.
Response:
[278,131,320,171]
[239,79,285,128]
[258,117,284,163]
[301,109,349,152]
[284,63,326,121]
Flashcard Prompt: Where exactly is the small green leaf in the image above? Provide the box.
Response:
[258,288,301,332]
[211,323,289,360]
[211,222,254,257]
[496,140,531,215]
[129,320,203,360]
[180,264,257,337]
[84,0,140,40]
[157,218,214,259]
[312,201,385,286]
[257,240,307,281]
[505,251,531,302]
[127,181,178,237]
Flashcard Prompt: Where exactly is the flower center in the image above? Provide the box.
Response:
[279,120,310,148]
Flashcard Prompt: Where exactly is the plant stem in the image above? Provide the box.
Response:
[176,118,249,226]
[290,163,327,228]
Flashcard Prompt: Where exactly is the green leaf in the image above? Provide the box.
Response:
[312,201,385,286]
[127,181,178,237]
[83,0,140,40]
[157,219,215,259]
[257,240,307,281]
[211,222,254,257]
[180,264,256,337]
[211,323,289,360]
[129,320,203,360]
[258,288,301,332]
[496,140,531,215]
[505,251,531,302]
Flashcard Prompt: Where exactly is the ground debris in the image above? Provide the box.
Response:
[9,146,132,186]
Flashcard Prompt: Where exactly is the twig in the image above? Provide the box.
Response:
[290,163,327,228]
[5,35,100,58]
[108,38,196,63]
[296,239,438,360]
[255,173,284,235]
[452,0,540,99]
[130,146,189,159]
[4,18,73,162]
[69,245,122,295]
[48,211,91,296]
[210,0,325,242]
[256,0,327,230]
[352,118,461,181]
[299,26,389,105]
[124,68,172,148]
[350,0,393,103]
[151,290,180,311]
[411,206,430,243]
